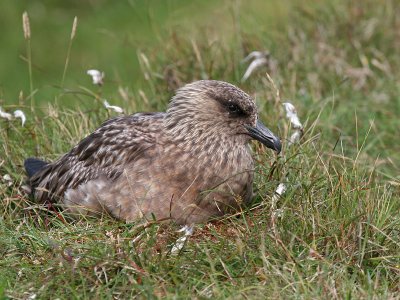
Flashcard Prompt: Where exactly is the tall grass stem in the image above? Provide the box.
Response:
[23,11,34,112]
[61,16,78,88]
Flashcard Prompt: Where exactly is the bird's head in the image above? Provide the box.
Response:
[165,80,281,153]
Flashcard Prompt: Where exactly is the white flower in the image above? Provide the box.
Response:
[0,107,27,126]
[103,100,124,114]
[13,110,26,126]
[271,182,287,206]
[241,57,268,82]
[87,69,104,85]
[283,102,304,145]
[275,183,287,196]
[27,293,37,300]
[0,107,13,120]
[271,103,304,209]
[241,50,273,82]
[2,174,13,187]
[242,51,269,63]
[241,50,278,82]
[171,224,194,255]
[283,102,303,129]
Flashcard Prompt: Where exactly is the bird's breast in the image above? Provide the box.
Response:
[117,140,255,223]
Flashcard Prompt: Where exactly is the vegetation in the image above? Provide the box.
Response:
[1,0,399,298]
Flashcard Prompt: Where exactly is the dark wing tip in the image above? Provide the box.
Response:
[24,158,48,178]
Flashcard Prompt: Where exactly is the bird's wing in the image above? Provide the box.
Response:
[30,112,165,201]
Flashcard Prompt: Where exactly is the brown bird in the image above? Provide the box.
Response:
[25,80,281,224]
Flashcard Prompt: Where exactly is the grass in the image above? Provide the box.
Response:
[1,0,400,298]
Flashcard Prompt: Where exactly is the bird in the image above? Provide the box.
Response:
[25,80,281,225]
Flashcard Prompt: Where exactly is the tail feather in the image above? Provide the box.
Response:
[24,158,48,178]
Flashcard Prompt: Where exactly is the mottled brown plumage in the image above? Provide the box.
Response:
[26,80,281,224]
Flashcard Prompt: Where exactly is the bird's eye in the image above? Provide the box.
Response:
[226,103,245,117]
[228,104,239,112]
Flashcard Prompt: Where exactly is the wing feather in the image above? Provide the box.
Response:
[30,112,164,202]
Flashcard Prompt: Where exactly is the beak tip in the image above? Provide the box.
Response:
[245,121,281,153]
[274,138,282,154]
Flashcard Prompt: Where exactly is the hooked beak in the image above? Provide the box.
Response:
[245,120,281,153]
